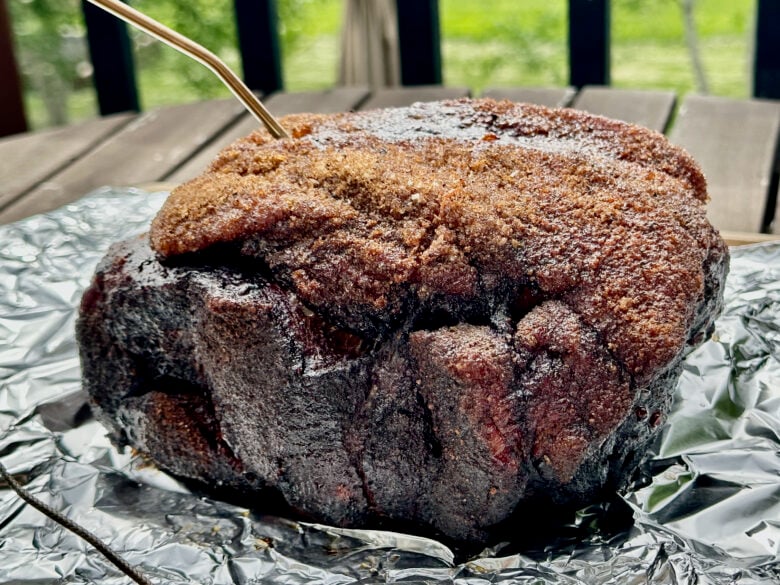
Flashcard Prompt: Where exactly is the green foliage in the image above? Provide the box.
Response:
[130,0,238,107]
[9,0,91,126]
[120,0,339,109]
[277,0,341,51]
[274,0,341,90]
[130,0,336,103]
[8,0,84,77]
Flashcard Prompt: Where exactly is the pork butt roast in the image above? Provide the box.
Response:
[77,98,728,546]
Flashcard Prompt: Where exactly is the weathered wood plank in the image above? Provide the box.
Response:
[0,100,244,224]
[165,87,370,185]
[571,86,676,132]
[264,86,371,116]
[359,86,469,110]
[670,95,780,234]
[482,87,576,108]
[0,113,135,211]
[721,231,780,247]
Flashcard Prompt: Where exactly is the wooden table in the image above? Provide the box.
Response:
[1,85,779,246]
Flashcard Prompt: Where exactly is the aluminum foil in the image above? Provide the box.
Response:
[1,187,779,584]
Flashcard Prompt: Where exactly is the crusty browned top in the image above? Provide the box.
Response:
[150,98,726,384]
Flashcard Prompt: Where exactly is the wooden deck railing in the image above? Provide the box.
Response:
[1,0,778,138]
[755,0,780,99]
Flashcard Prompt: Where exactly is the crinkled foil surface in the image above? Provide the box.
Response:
[1,188,779,584]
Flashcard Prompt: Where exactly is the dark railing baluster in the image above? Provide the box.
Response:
[568,0,610,87]
[754,0,780,99]
[0,0,27,136]
[234,0,283,94]
[81,0,140,115]
[396,0,442,86]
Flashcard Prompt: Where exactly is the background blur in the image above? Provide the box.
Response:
[9,0,754,130]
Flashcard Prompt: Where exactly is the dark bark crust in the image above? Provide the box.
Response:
[77,229,726,546]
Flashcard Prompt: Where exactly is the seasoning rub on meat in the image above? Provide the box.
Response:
[77,98,728,545]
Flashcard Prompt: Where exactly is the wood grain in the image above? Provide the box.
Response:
[265,86,370,116]
[670,95,780,234]
[721,231,780,247]
[571,86,676,132]
[482,87,576,108]
[0,113,135,210]
[359,85,469,110]
[0,100,243,224]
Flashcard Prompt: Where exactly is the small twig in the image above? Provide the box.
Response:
[86,0,289,140]
[0,460,153,585]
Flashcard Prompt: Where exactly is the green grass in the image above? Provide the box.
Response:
[279,0,753,98]
[24,87,97,130]
[284,35,340,90]
[443,38,568,93]
[441,0,566,41]
[20,0,756,129]
[612,37,750,97]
